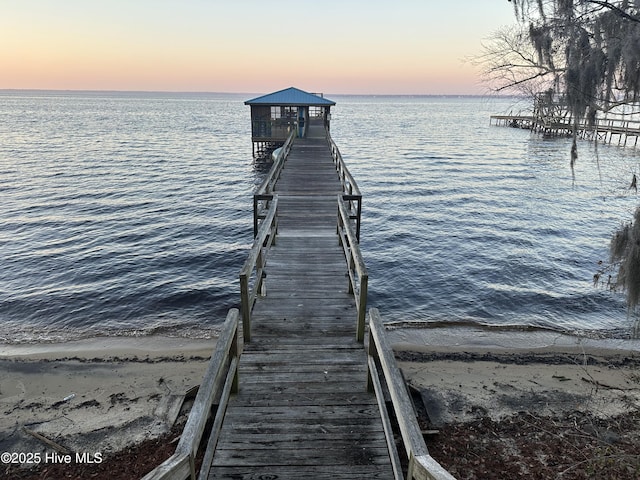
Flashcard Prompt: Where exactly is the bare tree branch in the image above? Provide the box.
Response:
[586,0,640,24]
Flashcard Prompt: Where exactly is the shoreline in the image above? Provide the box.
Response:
[0,336,217,361]
[2,324,639,360]
[387,324,640,355]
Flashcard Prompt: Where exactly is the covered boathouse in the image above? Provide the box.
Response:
[245,86,335,158]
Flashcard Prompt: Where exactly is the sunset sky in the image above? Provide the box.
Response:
[1,1,517,95]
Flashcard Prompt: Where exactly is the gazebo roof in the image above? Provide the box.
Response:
[245,87,335,107]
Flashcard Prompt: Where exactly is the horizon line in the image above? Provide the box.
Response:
[0,88,522,98]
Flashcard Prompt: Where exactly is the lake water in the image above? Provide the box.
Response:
[1,91,639,344]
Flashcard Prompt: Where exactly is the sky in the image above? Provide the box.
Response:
[1,1,517,95]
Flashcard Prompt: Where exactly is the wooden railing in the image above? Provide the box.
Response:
[328,133,362,241]
[337,196,368,342]
[251,129,294,237]
[367,308,457,480]
[141,309,241,480]
[240,195,278,343]
[255,129,296,196]
[252,129,294,236]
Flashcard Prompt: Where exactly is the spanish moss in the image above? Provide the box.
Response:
[610,208,640,310]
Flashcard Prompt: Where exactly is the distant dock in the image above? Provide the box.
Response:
[491,113,640,147]
[491,93,640,147]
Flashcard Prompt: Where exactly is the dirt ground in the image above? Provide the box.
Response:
[429,410,640,480]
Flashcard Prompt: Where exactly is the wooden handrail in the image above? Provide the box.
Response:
[252,128,293,237]
[240,195,278,343]
[367,308,457,480]
[142,309,241,480]
[255,129,296,196]
[327,132,361,196]
[327,131,362,240]
[337,197,368,342]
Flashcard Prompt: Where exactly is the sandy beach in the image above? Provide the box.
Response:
[1,328,639,479]
[0,337,215,463]
[389,326,640,423]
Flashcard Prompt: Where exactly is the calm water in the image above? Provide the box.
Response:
[1,91,639,344]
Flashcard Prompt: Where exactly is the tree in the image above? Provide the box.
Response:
[504,0,640,121]
[480,2,640,165]
[476,25,561,97]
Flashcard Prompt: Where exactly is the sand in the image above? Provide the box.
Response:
[388,326,640,425]
[1,327,639,475]
[0,337,215,459]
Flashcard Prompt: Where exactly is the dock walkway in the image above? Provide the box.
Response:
[207,126,393,478]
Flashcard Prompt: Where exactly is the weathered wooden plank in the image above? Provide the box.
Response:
[266,242,342,253]
[235,381,369,395]
[217,421,385,437]
[262,270,346,279]
[250,316,355,326]
[266,246,343,256]
[215,435,389,450]
[238,369,366,382]
[262,268,345,276]
[250,306,354,319]
[239,351,365,365]
[212,447,392,467]
[250,313,353,324]
[266,236,340,248]
[252,296,353,308]
[209,465,393,480]
[249,332,357,343]
[267,248,340,258]
[243,342,359,352]
[249,312,354,325]
[240,359,363,370]
[249,323,357,335]
[222,404,380,421]
[235,370,366,385]
[257,287,350,298]
[251,315,356,326]
[249,327,356,339]
[242,344,363,355]
[229,392,375,408]
[249,322,360,333]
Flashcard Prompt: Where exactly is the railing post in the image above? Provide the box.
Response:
[348,251,355,290]
[366,327,378,393]
[253,195,259,238]
[355,196,362,242]
[356,274,367,342]
[239,273,251,343]
[230,321,239,394]
[272,213,278,246]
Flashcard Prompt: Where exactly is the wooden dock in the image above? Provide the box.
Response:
[490,113,640,146]
[209,125,392,479]
[144,121,455,480]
